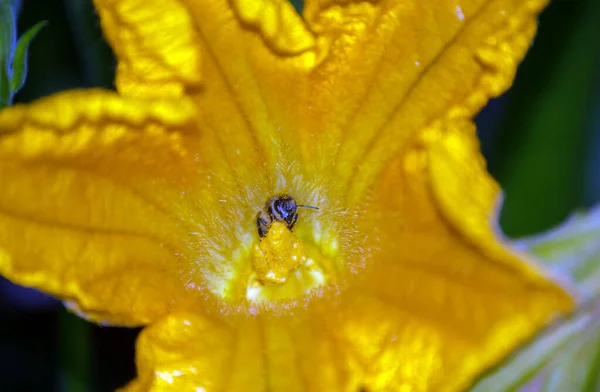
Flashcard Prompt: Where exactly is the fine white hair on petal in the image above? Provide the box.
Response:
[171,139,364,314]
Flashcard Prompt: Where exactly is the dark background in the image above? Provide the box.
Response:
[1,0,599,390]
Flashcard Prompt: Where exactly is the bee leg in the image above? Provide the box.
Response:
[288,212,298,230]
[256,214,270,238]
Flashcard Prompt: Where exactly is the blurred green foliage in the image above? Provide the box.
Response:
[15,0,114,99]
[488,0,600,237]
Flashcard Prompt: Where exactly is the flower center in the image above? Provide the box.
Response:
[185,185,355,313]
[245,194,339,307]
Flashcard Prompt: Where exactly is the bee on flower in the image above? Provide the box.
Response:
[0,0,573,391]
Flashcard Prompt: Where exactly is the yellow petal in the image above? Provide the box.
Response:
[229,0,315,54]
[177,0,318,175]
[92,0,316,177]
[118,0,549,199]
[0,90,201,325]
[94,0,318,173]
[120,313,234,392]
[342,119,573,390]
[120,311,358,392]
[113,116,576,390]
[301,0,551,202]
[93,0,203,97]
[93,0,550,194]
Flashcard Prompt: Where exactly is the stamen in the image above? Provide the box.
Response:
[251,222,306,285]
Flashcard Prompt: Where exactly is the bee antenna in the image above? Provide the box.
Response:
[297,204,319,210]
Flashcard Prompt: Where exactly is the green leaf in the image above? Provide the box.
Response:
[58,308,91,392]
[469,206,600,391]
[0,0,17,67]
[0,0,17,108]
[9,20,46,95]
[0,66,9,109]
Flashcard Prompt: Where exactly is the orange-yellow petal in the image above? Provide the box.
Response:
[0,90,201,325]
[111,114,575,390]
[121,313,234,392]
[179,0,317,175]
[229,0,315,54]
[105,0,550,196]
[120,311,360,392]
[93,0,203,97]
[340,119,573,390]
[302,0,551,202]
[93,0,319,174]
[91,0,551,194]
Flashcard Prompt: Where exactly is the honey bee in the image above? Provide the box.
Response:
[256,194,318,238]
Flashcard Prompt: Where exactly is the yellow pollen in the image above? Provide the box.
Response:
[251,222,306,285]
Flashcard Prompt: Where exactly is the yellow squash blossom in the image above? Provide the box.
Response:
[0,0,574,391]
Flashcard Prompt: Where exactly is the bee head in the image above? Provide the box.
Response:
[268,195,298,226]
